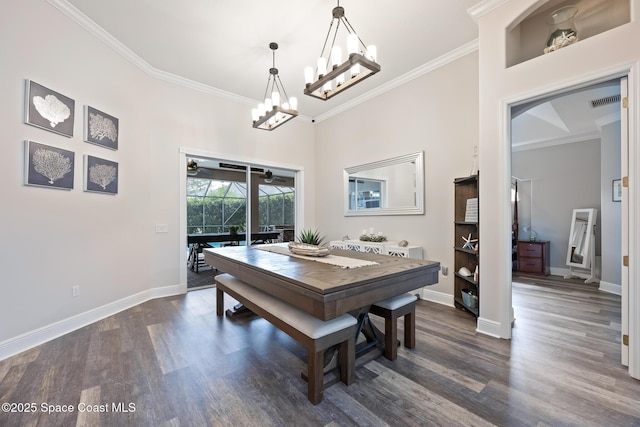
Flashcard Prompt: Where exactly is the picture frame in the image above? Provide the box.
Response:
[612,179,622,202]
[25,80,75,138]
[84,106,119,150]
[84,155,118,194]
[24,140,75,190]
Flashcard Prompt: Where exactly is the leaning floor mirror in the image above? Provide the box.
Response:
[565,208,598,283]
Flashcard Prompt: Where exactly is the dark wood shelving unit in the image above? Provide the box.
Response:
[454,175,479,317]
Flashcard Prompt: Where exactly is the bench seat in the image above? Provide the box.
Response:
[215,273,357,405]
[369,293,418,361]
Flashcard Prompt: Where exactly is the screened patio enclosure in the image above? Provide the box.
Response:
[186,159,296,246]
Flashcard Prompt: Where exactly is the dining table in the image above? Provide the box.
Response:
[187,231,282,272]
[203,243,440,359]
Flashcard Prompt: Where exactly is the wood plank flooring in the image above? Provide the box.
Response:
[1,274,638,426]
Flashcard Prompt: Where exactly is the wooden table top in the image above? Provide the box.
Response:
[203,245,440,320]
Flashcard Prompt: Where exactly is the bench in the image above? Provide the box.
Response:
[369,293,418,361]
[214,273,358,405]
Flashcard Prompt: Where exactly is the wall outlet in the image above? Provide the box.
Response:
[72,285,80,297]
[441,266,449,278]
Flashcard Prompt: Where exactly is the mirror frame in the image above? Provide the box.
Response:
[565,208,598,268]
[344,151,424,216]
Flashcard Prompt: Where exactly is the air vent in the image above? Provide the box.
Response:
[590,94,620,108]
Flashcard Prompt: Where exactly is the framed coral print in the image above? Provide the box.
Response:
[24,140,75,190]
[85,106,119,150]
[84,155,118,194]
[25,80,75,137]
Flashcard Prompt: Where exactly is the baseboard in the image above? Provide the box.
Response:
[420,288,455,307]
[0,284,185,361]
[598,280,622,295]
[476,317,504,338]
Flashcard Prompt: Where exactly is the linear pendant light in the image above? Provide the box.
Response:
[252,42,298,131]
[304,1,380,101]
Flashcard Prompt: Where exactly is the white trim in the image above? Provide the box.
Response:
[45,0,314,123]
[512,131,601,152]
[502,62,639,378]
[0,285,183,361]
[476,317,503,338]
[314,40,479,123]
[467,0,509,23]
[47,0,470,125]
[420,288,454,307]
[599,280,622,296]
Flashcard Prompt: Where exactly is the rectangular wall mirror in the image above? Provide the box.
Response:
[566,208,598,269]
[344,151,424,216]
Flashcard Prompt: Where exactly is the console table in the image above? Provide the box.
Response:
[329,240,423,259]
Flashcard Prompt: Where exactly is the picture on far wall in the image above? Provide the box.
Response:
[84,155,118,194]
[25,80,75,138]
[84,106,118,150]
[613,179,622,202]
[24,140,75,190]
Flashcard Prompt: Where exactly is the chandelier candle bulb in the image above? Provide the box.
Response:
[271,91,280,107]
[304,67,314,84]
[317,57,327,77]
[331,46,342,68]
[347,33,358,55]
[367,45,377,62]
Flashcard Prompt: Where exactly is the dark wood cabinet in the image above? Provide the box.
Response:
[454,175,479,317]
[517,241,550,275]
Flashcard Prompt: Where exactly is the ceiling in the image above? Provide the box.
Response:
[57,0,621,146]
[59,0,480,121]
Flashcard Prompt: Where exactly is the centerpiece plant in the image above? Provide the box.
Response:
[297,229,325,247]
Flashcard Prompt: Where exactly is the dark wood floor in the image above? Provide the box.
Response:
[1,274,638,426]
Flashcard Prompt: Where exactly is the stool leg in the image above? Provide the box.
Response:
[384,316,398,361]
[216,289,224,316]
[404,311,416,349]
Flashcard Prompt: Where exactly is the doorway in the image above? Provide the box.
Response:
[509,76,627,366]
[180,153,300,290]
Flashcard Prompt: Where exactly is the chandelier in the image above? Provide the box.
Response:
[252,42,298,131]
[304,1,380,101]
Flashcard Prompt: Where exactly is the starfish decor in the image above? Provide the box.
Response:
[462,233,478,250]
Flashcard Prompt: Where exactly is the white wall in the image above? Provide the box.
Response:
[0,0,315,357]
[600,120,622,290]
[314,52,480,300]
[477,0,639,340]
[512,139,602,270]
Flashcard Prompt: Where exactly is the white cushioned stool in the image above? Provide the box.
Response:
[369,293,418,361]
[215,273,357,405]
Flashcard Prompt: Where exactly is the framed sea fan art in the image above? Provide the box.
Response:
[24,140,75,190]
[25,80,75,137]
[84,106,118,150]
[84,155,118,194]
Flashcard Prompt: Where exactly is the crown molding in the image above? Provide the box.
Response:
[45,0,257,106]
[313,39,479,123]
[48,0,473,125]
[512,131,601,152]
[467,0,509,23]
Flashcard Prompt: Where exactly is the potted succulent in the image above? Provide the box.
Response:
[289,229,330,256]
[297,229,325,246]
[228,225,240,236]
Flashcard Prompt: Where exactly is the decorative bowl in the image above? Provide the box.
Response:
[288,242,332,257]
